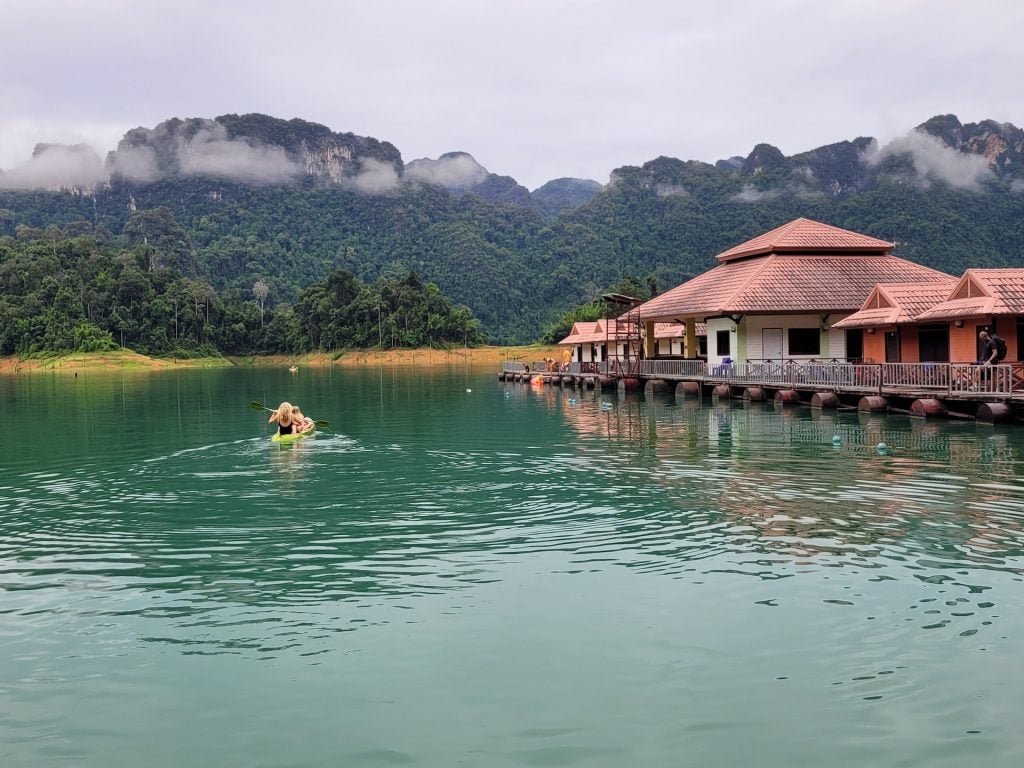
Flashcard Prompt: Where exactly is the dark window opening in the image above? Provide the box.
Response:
[788,328,820,356]
[885,329,900,363]
[845,329,864,363]
[716,330,730,357]
[918,324,949,362]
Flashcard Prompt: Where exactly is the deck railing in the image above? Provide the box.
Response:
[880,363,949,389]
[502,359,1018,396]
[948,363,1014,395]
[639,359,708,377]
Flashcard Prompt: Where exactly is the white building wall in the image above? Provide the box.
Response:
[655,338,682,355]
[826,314,851,359]
[742,314,841,361]
[706,317,739,366]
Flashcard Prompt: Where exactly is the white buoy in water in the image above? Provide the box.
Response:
[466,388,472,393]
[877,442,887,454]
[832,434,842,446]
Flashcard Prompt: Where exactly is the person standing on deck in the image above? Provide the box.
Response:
[979,331,1007,365]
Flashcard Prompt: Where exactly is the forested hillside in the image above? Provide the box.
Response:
[3,112,1024,350]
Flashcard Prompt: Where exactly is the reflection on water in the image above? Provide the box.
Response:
[2,369,1024,767]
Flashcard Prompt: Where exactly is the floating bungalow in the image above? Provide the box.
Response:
[831,280,960,363]
[558,320,707,369]
[500,219,1024,423]
[634,217,953,367]
[557,319,633,368]
[913,269,1024,363]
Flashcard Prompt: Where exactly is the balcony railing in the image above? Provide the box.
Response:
[501,358,1018,396]
[639,359,708,377]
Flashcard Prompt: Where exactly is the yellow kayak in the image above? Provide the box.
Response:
[271,422,315,443]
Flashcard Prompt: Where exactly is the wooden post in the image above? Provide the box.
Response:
[676,381,701,399]
[712,384,731,399]
[644,379,669,396]
[811,392,839,409]
[774,389,801,405]
[977,402,1013,423]
[685,319,697,359]
[644,321,656,359]
[858,395,888,413]
[910,398,947,418]
[743,387,766,402]
[599,376,616,390]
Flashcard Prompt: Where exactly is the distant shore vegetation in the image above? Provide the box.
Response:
[0,226,485,359]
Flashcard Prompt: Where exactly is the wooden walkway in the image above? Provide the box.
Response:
[499,360,1024,423]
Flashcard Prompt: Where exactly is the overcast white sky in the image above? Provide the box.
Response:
[2,0,1022,190]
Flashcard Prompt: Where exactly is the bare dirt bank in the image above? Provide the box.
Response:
[0,346,559,374]
[245,346,558,369]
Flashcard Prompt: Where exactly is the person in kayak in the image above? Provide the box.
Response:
[269,401,295,435]
[290,404,313,433]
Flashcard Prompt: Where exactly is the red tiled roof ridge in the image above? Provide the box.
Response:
[876,278,958,300]
[715,218,894,263]
[636,254,951,321]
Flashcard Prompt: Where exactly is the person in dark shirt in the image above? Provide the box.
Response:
[979,331,1007,365]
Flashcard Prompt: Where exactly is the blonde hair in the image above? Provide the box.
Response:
[276,401,293,424]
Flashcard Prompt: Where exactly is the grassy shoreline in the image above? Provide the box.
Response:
[0,346,560,374]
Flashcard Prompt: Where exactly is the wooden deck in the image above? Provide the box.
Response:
[499,359,1024,421]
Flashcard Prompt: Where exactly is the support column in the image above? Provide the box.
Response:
[685,319,697,358]
[644,320,656,359]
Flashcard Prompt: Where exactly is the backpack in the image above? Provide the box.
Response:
[993,334,1007,359]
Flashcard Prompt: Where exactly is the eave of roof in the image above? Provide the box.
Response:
[715,217,894,263]
[637,254,952,321]
[833,279,959,328]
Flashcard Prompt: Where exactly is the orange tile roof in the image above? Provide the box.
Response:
[653,322,707,338]
[557,318,635,344]
[715,218,893,263]
[637,254,952,320]
[833,279,958,328]
[560,320,706,344]
[916,268,1024,320]
[637,218,950,321]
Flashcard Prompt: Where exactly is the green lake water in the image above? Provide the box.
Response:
[1,366,1023,767]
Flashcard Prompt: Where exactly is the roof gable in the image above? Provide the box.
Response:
[916,268,1024,320]
[951,273,992,301]
[715,218,894,263]
[833,279,958,328]
[865,286,894,309]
